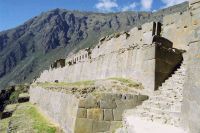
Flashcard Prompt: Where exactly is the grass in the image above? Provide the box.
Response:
[8,102,59,133]
[9,90,20,103]
[0,118,10,133]
[3,104,17,112]
[27,104,56,133]
[109,77,141,88]
[37,80,95,88]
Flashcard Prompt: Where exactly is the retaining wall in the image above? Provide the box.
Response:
[182,1,200,133]
[29,86,148,133]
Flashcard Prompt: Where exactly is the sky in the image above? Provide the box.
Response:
[0,0,188,31]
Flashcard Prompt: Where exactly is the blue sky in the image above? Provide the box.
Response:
[0,0,187,31]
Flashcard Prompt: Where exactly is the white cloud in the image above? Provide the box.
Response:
[141,0,153,11]
[95,0,118,12]
[161,0,188,7]
[122,2,137,11]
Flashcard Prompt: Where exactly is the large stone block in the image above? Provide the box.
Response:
[115,99,138,109]
[92,121,111,132]
[138,95,149,101]
[75,118,93,133]
[77,108,87,118]
[79,95,99,108]
[113,108,124,121]
[104,109,114,121]
[100,99,117,109]
[110,121,122,132]
[87,108,103,120]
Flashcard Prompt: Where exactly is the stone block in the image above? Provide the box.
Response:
[144,45,156,60]
[121,94,136,100]
[77,108,87,118]
[18,93,30,103]
[87,108,103,120]
[115,100,137,109]
[110,121,122,132]
[78,100,85,108]
[104,109,114,121]
[100,93,121,101]
[92,121,111,132]
[75,118,93,133]
[138,95,149,102]
[113,108,124,121]
[100,99,117,109]
[79,95,99,108]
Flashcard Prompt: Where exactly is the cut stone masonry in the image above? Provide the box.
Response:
[118,58,187,133]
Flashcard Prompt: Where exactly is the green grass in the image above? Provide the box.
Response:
[109,77,141,88]
[8,102,59,133]
[0,118,10,133]
[67,80,95,86]
[27,104,56,133]
[37,80,95,88]
[9,90,20,103]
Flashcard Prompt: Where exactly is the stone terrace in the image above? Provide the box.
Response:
[30,78,148,133]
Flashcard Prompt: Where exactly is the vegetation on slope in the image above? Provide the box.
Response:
[6,103,61,133]
[35,80,95,88]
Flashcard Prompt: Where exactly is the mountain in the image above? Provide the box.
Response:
[0,2,188,89]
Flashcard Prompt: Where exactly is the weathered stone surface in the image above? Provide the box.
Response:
[138,95,149,101]
[79,95,99,108]
[182,41,200,133]
[113,108,124,121]
[75,118,93,133]
[100,100,117,109]
[110,121,122,132]
[87,108,103,120]
[29,87,79,133]
[77,108,87,118]
[104,109,113,121]
[115,100,138,109]
[92,121,111,132]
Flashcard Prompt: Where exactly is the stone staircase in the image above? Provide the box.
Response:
[119,60,187,132]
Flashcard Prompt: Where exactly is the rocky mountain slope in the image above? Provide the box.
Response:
[0,2,188,89]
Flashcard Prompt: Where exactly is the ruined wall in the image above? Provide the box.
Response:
[162,10,191,50]
[182,0,200,133]
[29,86,148,133]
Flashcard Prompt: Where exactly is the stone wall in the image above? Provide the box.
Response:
[37,41,182,92]
[181,0,200,133]
[29,87,79,133]
[37,44,157,91]
[162,10,191,50]
[75,93,148,133]
[29,86,148,133]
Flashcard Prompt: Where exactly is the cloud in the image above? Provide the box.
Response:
[122,2,137,11]
[161,0,188,7]
[95,0,118,12]
[141,0,153,11]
